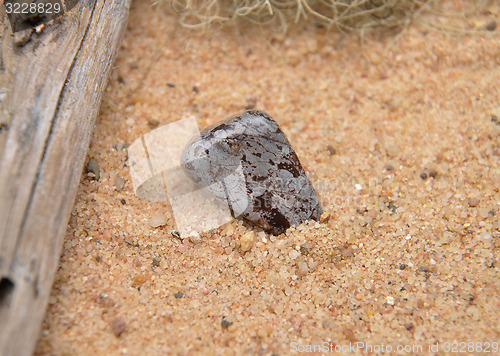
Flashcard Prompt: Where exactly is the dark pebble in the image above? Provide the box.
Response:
[387,202,398,213]
[485,21,496,31]
[181,110,322,235]
[171,230,182,240]
[121,199,126,205]
[86,159,100,181]
[327,145,336,155]
[405,323,414,330]
[111,317,127,337]
[418,266,429,272]
[420,172,428,180]
[221,318,233,329]
[385,164,393,171]
[300,246,309,256]
[174,292,183,298]
[428,169,438,178]
[167,83,175,88]
[399,264,406,270]
[152,257,160,268]
[147,118,160,129]
[192,86,198,93]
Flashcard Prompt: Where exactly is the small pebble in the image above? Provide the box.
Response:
[406,323,414,330]
[86,159,100,181]
[152,257,160,268]
[111,317,127,337]
[150,214,168,228]
[221,318,233,329]
[388,202,398,213]
[99,295,115,308]
[485,21,496,31]
[147,118,160,129]
[289,250,300,260]
[320,211,331,224]
[468,198,479,207]
[386,296,395,305]
[121,199,126,205]
[420,172,428,180]
[343,328,357,342]
[386,144,400,158]
[478,208,490,219]
[326,145,336,155]
[114,176,125,191]
[399,264,406,270]
[297,261,309,275]
[322,319,335,329]
[239,231,255,252]
[428,169,438,178]
[479,230,492,241]
[174,292,183,298]
[189,233,202,244]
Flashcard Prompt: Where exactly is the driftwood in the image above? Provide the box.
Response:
[0,0,131,355]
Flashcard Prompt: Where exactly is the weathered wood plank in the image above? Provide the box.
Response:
[0,0,131,354]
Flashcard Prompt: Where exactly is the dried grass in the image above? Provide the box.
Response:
[158,0,493,34]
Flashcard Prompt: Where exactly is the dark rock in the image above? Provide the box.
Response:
[111,317,127,337]
[181,110,322,235]
[86,159,100,180]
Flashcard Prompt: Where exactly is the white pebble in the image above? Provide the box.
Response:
[150,214,168,228]
[479,230,493,240]
[297,262,309,275]
[289,250,300,259]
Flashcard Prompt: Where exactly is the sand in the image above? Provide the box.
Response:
[35,1,499,354]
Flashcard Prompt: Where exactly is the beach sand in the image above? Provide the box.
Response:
[35,1,499,354]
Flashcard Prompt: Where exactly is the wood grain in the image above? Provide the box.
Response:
[0,0,131,354]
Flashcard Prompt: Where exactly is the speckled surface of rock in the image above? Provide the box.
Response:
[181,110,322,235]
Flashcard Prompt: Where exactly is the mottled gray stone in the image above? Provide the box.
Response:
[181,110,322,235]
